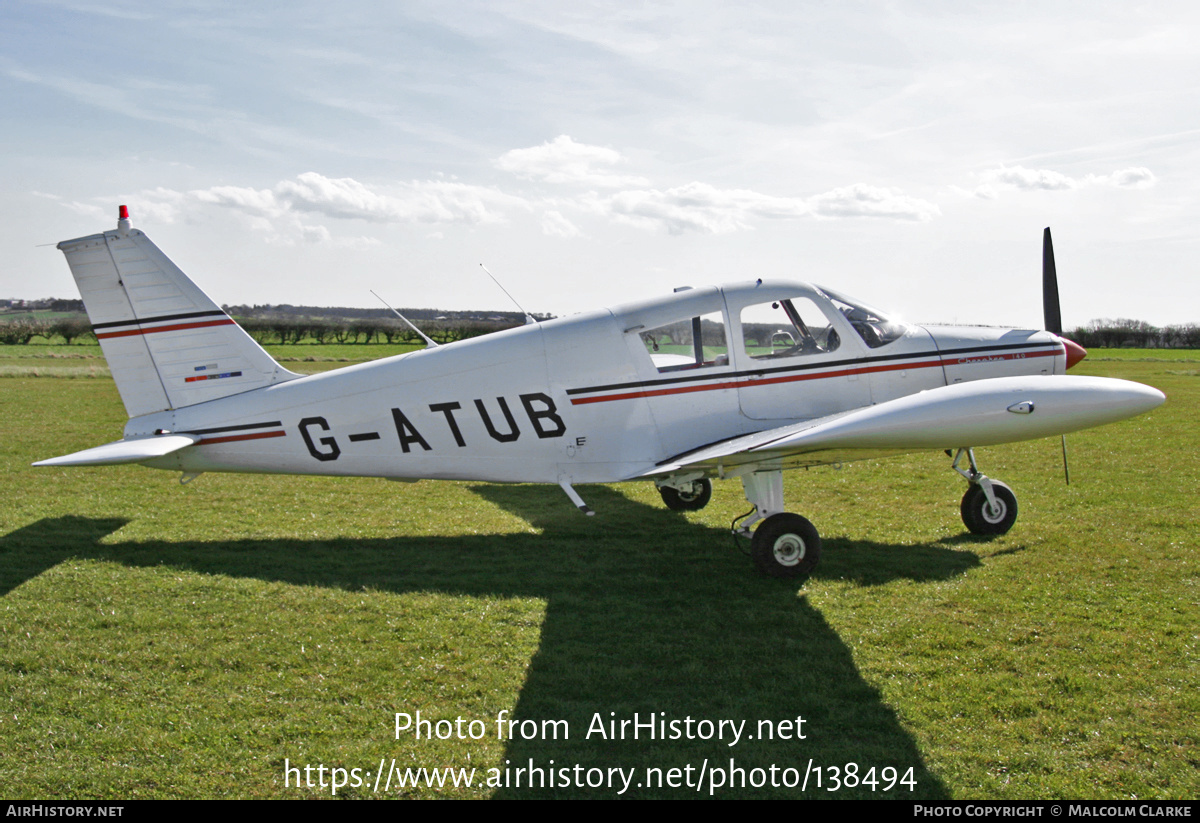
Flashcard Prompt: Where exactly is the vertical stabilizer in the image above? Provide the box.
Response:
[57,209,300,418]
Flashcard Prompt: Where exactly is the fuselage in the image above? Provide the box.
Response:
[131,280,1071,485]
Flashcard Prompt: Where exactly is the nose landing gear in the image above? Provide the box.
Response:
[952,448,1018,535]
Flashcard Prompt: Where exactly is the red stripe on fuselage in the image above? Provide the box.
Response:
[569,348,1060,406]
[197,430,286,446]
[95,319,236,339]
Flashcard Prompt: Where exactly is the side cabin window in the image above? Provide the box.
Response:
[741,297,840,360]
[639,311,729,373]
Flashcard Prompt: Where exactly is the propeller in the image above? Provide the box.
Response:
[1043,227,1086,369]
[1042,227,1062,335]
[1043,227,1075,484]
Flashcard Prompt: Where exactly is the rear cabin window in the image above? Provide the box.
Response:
[638,311,729,373]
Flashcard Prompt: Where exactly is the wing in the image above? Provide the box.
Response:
[643,375,1164,477]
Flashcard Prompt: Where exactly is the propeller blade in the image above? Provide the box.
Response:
[1043,227,1062,335]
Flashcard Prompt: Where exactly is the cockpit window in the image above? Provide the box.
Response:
[741,297,841,359]
[815,286,907,348]
[638,311,729,372]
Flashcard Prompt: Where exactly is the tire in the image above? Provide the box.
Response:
[960,481,1018,535]
[751,513,821,578]
[659,478,713,511]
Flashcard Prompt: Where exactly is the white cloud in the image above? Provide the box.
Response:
[190,172,527,226]
[599,180,937,234]
[396,180,530,225]
[980,165,1079,193]
[808,184,941,222]
[72,173,527,248]
[495,135,649,188]
[603,182,809,234]
[130,188,188,224]
[56,154,943,248]
[276,173,403,222]
[43,190,184,225]
[974,165,1157,198]
[191,185,280,217]
[182,163,938,241]
[1087,167,1157,189]
[300,223,331,244]
[298,224,381,248]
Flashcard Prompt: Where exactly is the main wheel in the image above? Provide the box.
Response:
[960,481,1018,535]
[750,513,821,578]
[659,478,713,511]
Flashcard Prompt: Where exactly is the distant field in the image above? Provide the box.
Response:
[0,345,1195,798]
[0,310,79,321]
[0,341,426,377]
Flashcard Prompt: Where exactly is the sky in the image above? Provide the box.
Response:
[2,0,1198,330]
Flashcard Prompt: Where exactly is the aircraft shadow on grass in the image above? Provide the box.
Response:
[0,486,983,798]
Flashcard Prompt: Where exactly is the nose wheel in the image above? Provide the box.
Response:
[960,482,1018,535]
[952,448,1019,535]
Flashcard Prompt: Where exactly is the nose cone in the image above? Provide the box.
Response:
[1061,337,1087,369]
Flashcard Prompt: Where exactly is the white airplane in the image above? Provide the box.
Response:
[36,208,1165,577]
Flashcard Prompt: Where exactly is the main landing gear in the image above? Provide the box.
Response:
[659,469,821,578]
[951,448,1018,535]
[734,470,821,578]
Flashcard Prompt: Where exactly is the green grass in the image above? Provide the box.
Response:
[1084,348,1200,361]
[0,347,1195,798]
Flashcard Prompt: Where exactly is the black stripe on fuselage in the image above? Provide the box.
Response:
[178,421,284,435]
[566,341,1056,397]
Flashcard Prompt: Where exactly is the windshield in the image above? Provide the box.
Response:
[815,286,907,348]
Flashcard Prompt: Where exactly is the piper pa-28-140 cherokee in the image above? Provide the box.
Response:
[36,208,1165,577]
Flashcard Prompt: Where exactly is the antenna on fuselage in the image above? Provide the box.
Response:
[480,264,537,325]
[370,290,438,348]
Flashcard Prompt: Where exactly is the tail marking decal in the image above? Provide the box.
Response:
[93,310,235,340]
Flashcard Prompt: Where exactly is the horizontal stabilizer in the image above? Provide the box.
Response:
[33,434,200,467]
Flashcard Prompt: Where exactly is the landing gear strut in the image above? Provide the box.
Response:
[735,470,821,578]
[952,448,1018,535]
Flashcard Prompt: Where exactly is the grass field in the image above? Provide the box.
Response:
[0,345,1195,799]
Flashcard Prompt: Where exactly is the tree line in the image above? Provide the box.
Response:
[0,314,532,346]
[1063,318,1200,350]
[235,316,525,345]
[0,310,1196,349]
